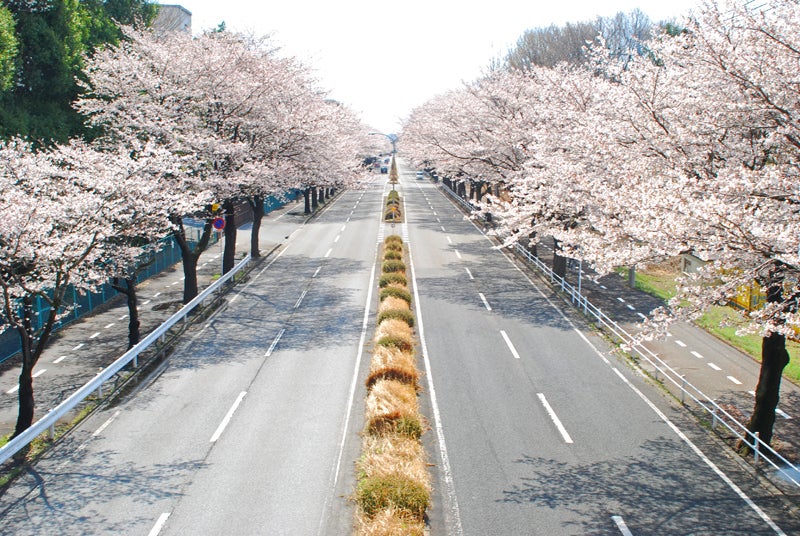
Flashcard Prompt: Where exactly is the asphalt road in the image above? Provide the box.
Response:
[0,179,387,535]
[1,165,798,535]
[399,165,799,535]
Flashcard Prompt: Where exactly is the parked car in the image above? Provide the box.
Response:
[415,171,424,180]
[380,166,388,174]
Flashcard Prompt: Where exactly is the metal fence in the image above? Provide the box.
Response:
[0,254,251,465]
[438,181,800,489]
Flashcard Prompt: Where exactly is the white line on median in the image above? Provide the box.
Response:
[500,330,521,359]
[265,329,286,357]
[612,515,633,536]
[537,393,574,444]
[465,267,474,280]
[210,391,247,443]
[148,513,171,536]
[478,293,492,311]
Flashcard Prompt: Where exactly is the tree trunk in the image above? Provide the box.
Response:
[303,188,311,215]
[172,215,213,304]
[316,187,324,206]
[741,273,790,452]
[552,239,567,279]
[111,277,140,349]
[249,196,264,258]
[311,187,319,211]
[222,199,236,274]
[12,297,35,438]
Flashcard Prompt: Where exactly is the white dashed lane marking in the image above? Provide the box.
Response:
[708,363,722,371]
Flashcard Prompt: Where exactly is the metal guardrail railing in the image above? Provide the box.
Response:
[0,254,251,466]
[437,181,800,488]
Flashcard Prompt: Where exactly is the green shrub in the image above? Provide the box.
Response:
[383,250,403,261]
[387,190,400,201]
[384,210,401,221]
[384,234,403,245]
[356,475,430,519]
[380,287,412,304]
[379,273,407,288]
[376,335,413,353]
[378,309,415,327]
[382,260,406,273]
[386,198,400,207]
[366,411,424,439]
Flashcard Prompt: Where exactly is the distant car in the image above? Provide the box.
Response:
[415,171,424,180]
[380,166,388,174]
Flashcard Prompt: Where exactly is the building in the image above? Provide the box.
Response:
[152,4,192,34]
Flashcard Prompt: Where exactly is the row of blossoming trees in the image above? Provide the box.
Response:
[1,27,372,438]
[402,0,800,450]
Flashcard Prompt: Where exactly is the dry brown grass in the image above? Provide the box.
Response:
[365,379,418,422]
[359,435,430,489]
[375,318,413,342]
[371,345,416,372]
[379,296,410,313]
[356,507,426,536]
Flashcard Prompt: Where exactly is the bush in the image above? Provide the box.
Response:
[357,475,430,519]
[384,243,403,254]
[366,365,420,392]
[382,260,406,274]
[375,335,413,353]
[378,309,415,327]
[384,210,401,221]
[366,411,424,439]
[386,199,400,207]
[384,235,402,245]
[383,250,402,261]
[379,273,407,287]
[380,287,411,305]
[387,190,400,201]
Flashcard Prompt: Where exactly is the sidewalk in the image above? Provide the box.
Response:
[0,198,309,438]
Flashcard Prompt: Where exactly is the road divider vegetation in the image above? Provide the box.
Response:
[355,229,430,535]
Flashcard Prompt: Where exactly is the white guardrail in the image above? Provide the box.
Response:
[0,254,251,465]
[438,181,800,488]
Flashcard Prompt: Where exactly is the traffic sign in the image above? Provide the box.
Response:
[213,217,225,230]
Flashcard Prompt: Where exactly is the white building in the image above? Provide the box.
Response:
[152,4,192,34]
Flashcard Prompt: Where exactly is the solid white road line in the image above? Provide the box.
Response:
[708,362,722,371]
[500,330,522,360]
[265,329,285,357]
[465,267,474,280]
[148,513,171,536]
[537,393,574,444]
[478,293,492,311]
[610,367,786,535]
[612,515,633,536]
[675,340,687,347]
[727,376,742,385]
[408,246,464,535]
[210,391,247,443]
[691,350,703,358]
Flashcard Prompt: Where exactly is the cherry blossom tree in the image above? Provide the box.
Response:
[0,139,166,436]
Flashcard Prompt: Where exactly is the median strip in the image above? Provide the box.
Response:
[355,225,430,532]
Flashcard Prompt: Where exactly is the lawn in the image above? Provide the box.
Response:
[628,262,800,384]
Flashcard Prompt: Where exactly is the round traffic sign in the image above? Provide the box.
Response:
[213,217,225,230]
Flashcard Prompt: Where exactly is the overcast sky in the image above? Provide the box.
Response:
[164,1,701,134]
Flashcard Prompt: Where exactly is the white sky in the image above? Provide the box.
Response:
[164,1,701,134]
